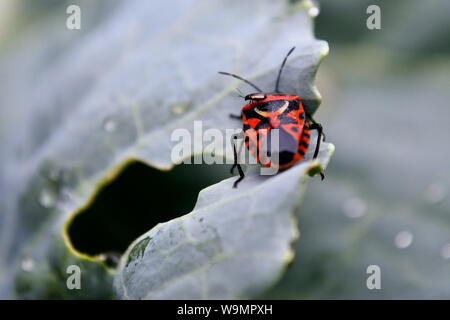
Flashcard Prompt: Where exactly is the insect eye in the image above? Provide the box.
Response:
[245,93,267,101]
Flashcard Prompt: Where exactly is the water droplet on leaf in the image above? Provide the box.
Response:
[304,0,320,17]
[171,102,191,115]
[56,187,73,211]
[39,189,56,208]
[395,230,413,249]
[60,187,72,200]
[103,119,116,132]
[424,182,446,204]
[441,243,450,260]
[342,197,367,218]
[309,6,319,17]
[21,257,35,272]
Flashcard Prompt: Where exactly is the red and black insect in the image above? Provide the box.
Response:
[219,47,325,188]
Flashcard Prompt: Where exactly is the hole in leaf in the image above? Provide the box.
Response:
[67,160,230,258]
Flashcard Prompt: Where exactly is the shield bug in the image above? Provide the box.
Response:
[219,47,325,188]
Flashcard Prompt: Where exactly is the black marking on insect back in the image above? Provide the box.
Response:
[279,99,300,114]
[243,116,271,133]
[278,151,295,165]
[300,140,309,148]
[265,129,297,166]
[255,120,270,131]
[298,148,306,156]
[269,150,295,167]
[303,130,310,138]
[288,99,300,110]
[243,108,267,122]
[301,128,311,139]
[279,115,297,125]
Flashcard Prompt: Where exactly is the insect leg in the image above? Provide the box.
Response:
[229,113,243,120]
[230,134,245,174]
[308,122,325,180]
[230,133,245,188]
[306,114,326,141]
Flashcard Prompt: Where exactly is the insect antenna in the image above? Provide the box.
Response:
[218,71,263,92]
[275,46,296,92]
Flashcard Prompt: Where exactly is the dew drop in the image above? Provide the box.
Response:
[61,187,73,201]
[56,187,73,211]
[424,182,446,204]
[39,189,56,208]
[309,6,319,17]
[170,102,191,115]
[304,0,320,17]
[342,197,367,218]
[394,230,413,249]
[320,42,330,56]
[103,119,116,132]
[21,257,35,272]
[441,243,450,260]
